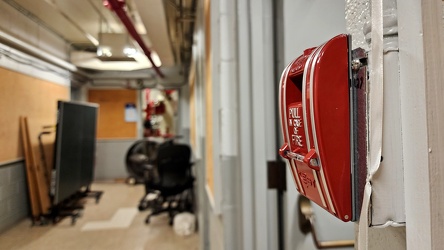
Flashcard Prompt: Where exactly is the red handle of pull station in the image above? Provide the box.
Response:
[279,144,320,171]
[303,149,320,171]
[279,143,290,159]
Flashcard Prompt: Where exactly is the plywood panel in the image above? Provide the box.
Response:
[204,0,214,197]
[19,117,41,218]
[21,117,51,214]
[0,67,69,164]
[88,89,137,139]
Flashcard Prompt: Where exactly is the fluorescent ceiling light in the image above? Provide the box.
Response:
[71,50,162,71]
[97,46,113,57]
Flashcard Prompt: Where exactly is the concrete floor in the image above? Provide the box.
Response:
[0,182,198,250]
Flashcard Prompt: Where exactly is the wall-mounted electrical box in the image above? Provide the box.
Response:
[279,34,367,222]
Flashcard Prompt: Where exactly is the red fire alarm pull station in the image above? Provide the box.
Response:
[279,34,367,222]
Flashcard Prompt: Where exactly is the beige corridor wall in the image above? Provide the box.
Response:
[0,67,69,164]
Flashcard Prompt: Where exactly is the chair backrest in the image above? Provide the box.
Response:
[126,139,160,164]
[156,143,193,188]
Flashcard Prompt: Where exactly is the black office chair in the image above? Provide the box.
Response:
[143,143,195,225]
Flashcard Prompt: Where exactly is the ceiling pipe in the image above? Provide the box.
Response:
[104,0,164,78]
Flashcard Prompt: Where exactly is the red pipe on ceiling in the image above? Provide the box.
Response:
[104,0,164,78]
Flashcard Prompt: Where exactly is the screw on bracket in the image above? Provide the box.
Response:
[351,59,362,71]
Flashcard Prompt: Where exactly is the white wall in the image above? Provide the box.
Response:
[282,1,355,250]
[94,139,138,181]
[345,0,370,51]
[397,0,444,248]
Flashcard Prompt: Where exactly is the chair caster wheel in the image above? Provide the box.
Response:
[138,202,148,211]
